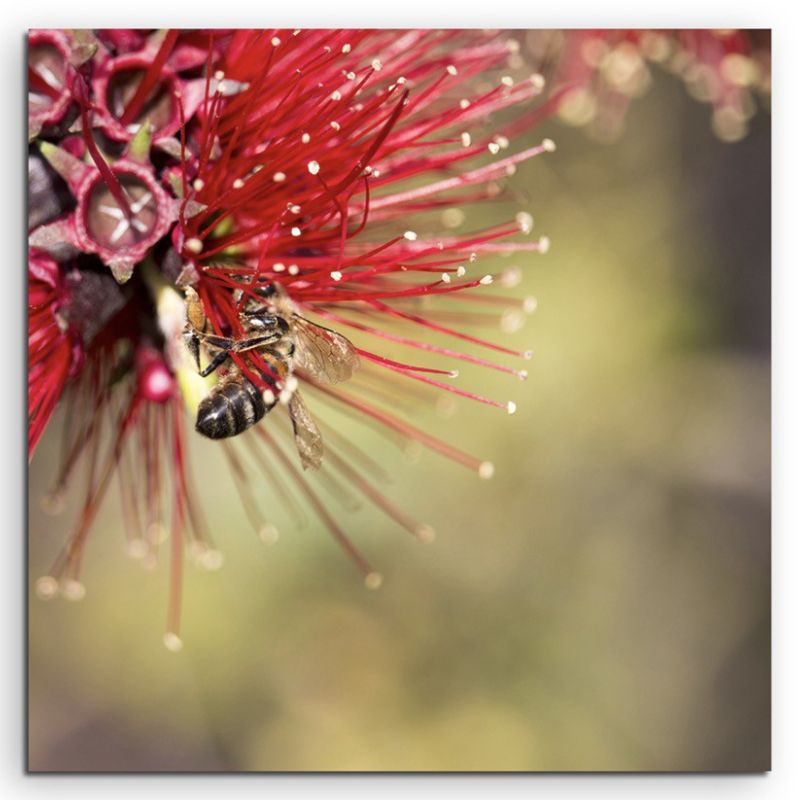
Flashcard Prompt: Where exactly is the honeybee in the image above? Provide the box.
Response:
[183,282,359,469]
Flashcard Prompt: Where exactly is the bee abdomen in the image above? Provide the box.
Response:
[195,379,268,439]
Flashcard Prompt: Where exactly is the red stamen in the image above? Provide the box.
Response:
[119,29,179,126]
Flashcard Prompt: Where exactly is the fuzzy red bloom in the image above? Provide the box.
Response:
[524,29,771,142]
[28,249,83,457]
[27,28,769,648]
[28,28,554,647]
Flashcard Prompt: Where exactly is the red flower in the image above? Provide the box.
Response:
[28,28,553,648]
[525,29,771,142]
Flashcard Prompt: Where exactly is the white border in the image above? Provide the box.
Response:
[5,2,794,798]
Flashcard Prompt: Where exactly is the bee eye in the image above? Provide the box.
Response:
[256,284,277,298]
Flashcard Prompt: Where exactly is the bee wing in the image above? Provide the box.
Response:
[288,390,323,470]
[291,315,360,384]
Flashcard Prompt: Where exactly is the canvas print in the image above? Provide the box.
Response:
[27,29,770,772]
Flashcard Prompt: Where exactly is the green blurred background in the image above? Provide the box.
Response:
[28,70,770,772]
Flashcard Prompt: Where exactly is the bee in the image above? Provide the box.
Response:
[183,282,359,469]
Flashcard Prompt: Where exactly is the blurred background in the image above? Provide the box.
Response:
[28,56,770,772]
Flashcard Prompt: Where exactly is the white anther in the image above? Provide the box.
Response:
[441,272,451,284]
[447,65,458,76]
[301,132,311,144]
[523,297,538,314]
[403,230,418,241]
[291,226,302,237]
[331,90,342,101]
[442,207,465,228]
[416,524,436,543]
[273,263,286,272]
[273,172,286,182]
[342,43,352,54]
[232,178,245,189]
[259,524,279,545]
[192,178,204,192]
[307,160,320,175]
[538,236,551,254]
[460,99,470,110]
[480,274,493,285]
[461,132,472,148]
[271,37,281,47]
[371,59,383,71]
[478,461,495,480]
[501,75,514,87]
[199,548,224,571]
[62,579,86,601]
[542,138,556,152]
[500,266,522,287]
[126,538,148,559]
[163,632,183,652]
[278,376,299,405]
[507,401,517,415]
[35,576,59,600]
[330,270,343,281]
[516,212,534,234]
[365,572,383,590]
[185,237,203,254]
[488,142,501,155]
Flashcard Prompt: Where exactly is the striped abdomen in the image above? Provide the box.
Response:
[195,375,270,439]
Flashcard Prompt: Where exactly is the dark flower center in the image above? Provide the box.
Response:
[29,43,67,108]
[85,173,159,249]
[106,67,175,131]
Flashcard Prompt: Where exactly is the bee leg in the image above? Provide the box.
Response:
[199,348,230,378]
[194,331,282,354]
[230,333,284,353]
[184,331,201,371]
[195,332,236,351]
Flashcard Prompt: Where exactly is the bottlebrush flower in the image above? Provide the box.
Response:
[28,28,557,649]
[522,29,771,142]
